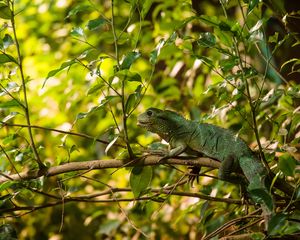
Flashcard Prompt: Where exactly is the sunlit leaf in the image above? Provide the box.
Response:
[0,82,20,96]
[280,58,299,71]
[150,39,166,64]
[70,27,84,37]
[105,136,119,154]
[194,55,214,69]
[15,152,24,162]
[2,112,19,122]
[249,20,263,33]
[130,166,153,198]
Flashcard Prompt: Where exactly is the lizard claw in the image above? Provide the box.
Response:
[188,166,201,187]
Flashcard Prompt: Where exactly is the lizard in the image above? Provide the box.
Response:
[137,107,291,227]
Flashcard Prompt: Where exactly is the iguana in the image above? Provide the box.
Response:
[137,108,279,226]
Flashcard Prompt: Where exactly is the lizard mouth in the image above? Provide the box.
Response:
[137,120,152,127]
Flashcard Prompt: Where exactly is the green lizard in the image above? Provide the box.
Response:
[137,108,275,222]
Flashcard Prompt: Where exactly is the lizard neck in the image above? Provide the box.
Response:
[158,120,192,143]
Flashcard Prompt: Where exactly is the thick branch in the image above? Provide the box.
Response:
[0,156,220,184]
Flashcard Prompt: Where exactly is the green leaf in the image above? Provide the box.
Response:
[219,21,231,31]
[247,0,259,14]
[249,20,263,33]
[194,55,215,69]
[86,18,107,31]
[120,51,141,70]
[70,27,84,37]
[105,136,119,154]
[250,232,266,240]
[114,70,142,82]
[0,82,20,96]
[0,99,21,108]
[76,112,88,120]
[0,3,12,20]
[197,32,216,48]
[2,134,17,145]
[125,93,137,114]
[150,39,166,64]
[198,15,220,28]
[0,54,17,64]
[87,82,105,95]
[3,34,14,49]
[97,219,120,235]
[2,112,19,122]
[66,4,92,18]
[268,213,288,235]
[219,57,238,72]
[70,144,79,154]
[44,59,76,84]
[280,58,299,71]
[130,166,153,198]
[0,181,16,192]
[278,154,296,176]
[141,0,153,18]
[15,152,24,162]
[248,188,273,212]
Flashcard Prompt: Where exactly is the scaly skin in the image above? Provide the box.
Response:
[137,108,274,216]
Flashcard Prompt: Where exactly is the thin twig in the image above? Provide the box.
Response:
[0,121,126,148]
[10,1,45,169]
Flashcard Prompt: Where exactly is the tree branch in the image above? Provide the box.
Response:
[0,156,220,184]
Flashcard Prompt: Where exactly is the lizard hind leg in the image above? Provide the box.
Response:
[218,155,248,186]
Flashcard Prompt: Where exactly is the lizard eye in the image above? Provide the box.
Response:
[146,110,153,117]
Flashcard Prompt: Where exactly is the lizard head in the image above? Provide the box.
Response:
[137,108,186,139]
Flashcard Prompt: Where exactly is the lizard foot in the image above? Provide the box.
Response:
[157,156,168,163]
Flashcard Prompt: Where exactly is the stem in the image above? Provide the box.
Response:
[10,1,46,170]
[0,122,126,148]
[121,76,134,159]
[233,37,270,172]
[111,0,134,158]
[111,0,120,67]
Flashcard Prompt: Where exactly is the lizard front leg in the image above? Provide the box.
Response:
[158,142,187,162]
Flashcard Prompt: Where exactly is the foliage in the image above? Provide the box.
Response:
[0,0,299,239]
